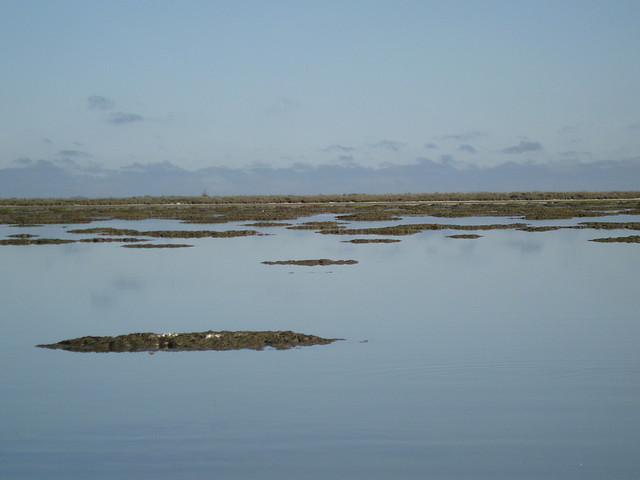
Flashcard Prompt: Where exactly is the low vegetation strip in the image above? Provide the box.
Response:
[3,191,640,207]
[37,330,342,352]
[1,193,638,226]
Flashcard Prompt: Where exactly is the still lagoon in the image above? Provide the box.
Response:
[1,213,639,479]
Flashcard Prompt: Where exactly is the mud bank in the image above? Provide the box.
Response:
[262,259,358,266]
[37,330,342,352]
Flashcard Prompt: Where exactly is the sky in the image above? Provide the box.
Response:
[1,0,639,196]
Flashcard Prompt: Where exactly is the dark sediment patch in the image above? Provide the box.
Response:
[287,221,347,231]
[262,259,358,266]
[36,330,342,352]
[319,223,527,236]
[79,237,145,243]
[68,227,142,236]
[517,226,564,232]
[343,238,401,244]
[243,222,293,227]
[447,234,482,239]
[143,229,257,238]
[335,212,402,221]
[578,222,640,230]
[0,238,76,246]
[122,243,194,248]
[7,233,39,239]
[590,235,640,243]
[69,227,257,238]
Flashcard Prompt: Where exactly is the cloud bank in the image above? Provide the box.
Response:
[502,141,543,154]
[1,158,638,198]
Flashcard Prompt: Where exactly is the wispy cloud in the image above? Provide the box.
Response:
[335,155,356,165]
[372,140,404,152]
[436,131,486,142]
[501,141,542,154]
[87,95,115,111]
[57,150,90,158]
[559,150,592,158]
[424,143,438,149]
[108,112,145,125]
[458,144,477,153]
[265,98,299,114]
[323,144,355,153]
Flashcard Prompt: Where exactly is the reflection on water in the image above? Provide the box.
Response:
[1,215,640,479]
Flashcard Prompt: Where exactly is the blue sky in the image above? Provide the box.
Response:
[1,1,639,196]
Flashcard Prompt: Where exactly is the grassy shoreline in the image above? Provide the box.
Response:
[1,191,639,207]
[1,191,639,226]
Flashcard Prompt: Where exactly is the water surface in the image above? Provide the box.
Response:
[1,215,639,479]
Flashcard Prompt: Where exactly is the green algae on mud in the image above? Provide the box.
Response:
[37,330,342,352]
[262,259,358,266]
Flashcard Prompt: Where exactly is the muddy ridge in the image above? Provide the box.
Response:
[262,259,358,266]
[37,330,342,352]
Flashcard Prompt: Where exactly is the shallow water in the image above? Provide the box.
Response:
[1,214,639,479]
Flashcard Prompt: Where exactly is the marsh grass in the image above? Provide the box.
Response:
[2,192,638,226]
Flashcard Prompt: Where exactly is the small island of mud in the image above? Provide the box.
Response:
[37,330,342,352]
[447,234,482,239]
[122,243,194,248]
[590,235,640,243]
[262,259,358,266]
[342,238,401,244]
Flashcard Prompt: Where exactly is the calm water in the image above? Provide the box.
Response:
[1,214,639,479]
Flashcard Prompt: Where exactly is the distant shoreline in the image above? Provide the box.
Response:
[1,190,639,207]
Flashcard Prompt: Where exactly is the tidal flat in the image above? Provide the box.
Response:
[2,192,640,480]
[1,192,639,250]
